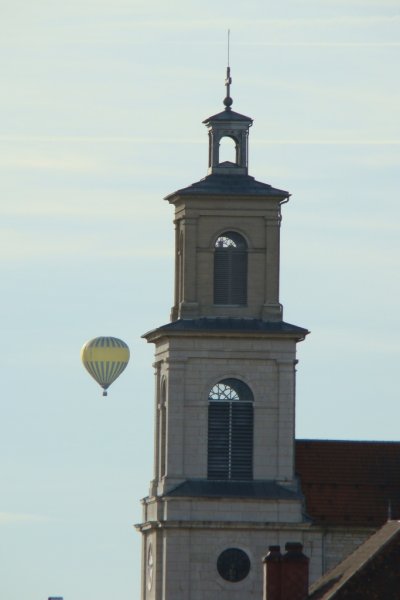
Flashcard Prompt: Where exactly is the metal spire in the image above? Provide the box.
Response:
[224,29,233,110]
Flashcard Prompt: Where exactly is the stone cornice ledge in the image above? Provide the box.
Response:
[134,520,313,532]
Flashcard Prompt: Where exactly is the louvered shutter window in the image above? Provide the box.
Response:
[214,232,247,305]
[208,403,230,479]
[208,379,253,480]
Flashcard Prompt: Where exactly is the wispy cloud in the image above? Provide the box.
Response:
[240,15,400,27]
[87,14,400,32]
[0,512,51,525]
[0,229,173,261]
[0,156,98,172]
[247,42,400,47]
[289,212,400,233]
[254,140,400,145]
[1,135,399,146]
[3,8,399,48]
[0,194,161,218]
[0,135,202,144]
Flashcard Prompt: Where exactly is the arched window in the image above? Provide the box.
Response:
[178,231,184,304]
[159,379,167,478]
[214,231,247,305]
[207,378,253,480]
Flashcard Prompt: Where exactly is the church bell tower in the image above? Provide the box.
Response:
[136,68,309,600]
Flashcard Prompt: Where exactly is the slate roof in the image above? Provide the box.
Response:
[143,318,308,340]
[202,108,253,123]
[296,440,400,527]
[165,479,302,501]
[164,172,289,199]
[308,520,400,599]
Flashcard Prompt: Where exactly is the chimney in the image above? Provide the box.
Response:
[263,542,309,600]
[263,545,282,600]
[281,543,309,600]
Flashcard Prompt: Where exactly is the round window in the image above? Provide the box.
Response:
[217,548,251,582]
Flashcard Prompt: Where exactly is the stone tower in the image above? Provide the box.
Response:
[136,69,310,600]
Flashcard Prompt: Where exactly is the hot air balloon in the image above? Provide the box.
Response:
[81,336,130,396]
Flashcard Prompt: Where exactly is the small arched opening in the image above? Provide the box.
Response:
[218,135,238,164]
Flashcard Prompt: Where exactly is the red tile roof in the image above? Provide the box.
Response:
[295,440,400,527]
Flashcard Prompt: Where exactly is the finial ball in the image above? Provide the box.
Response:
[223,96,233,107]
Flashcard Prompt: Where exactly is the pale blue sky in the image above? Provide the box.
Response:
[1,1,399,599]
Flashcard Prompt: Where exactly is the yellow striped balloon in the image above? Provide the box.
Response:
[81,336,130,396]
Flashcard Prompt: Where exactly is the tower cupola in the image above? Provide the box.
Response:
[203,67,253,176]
